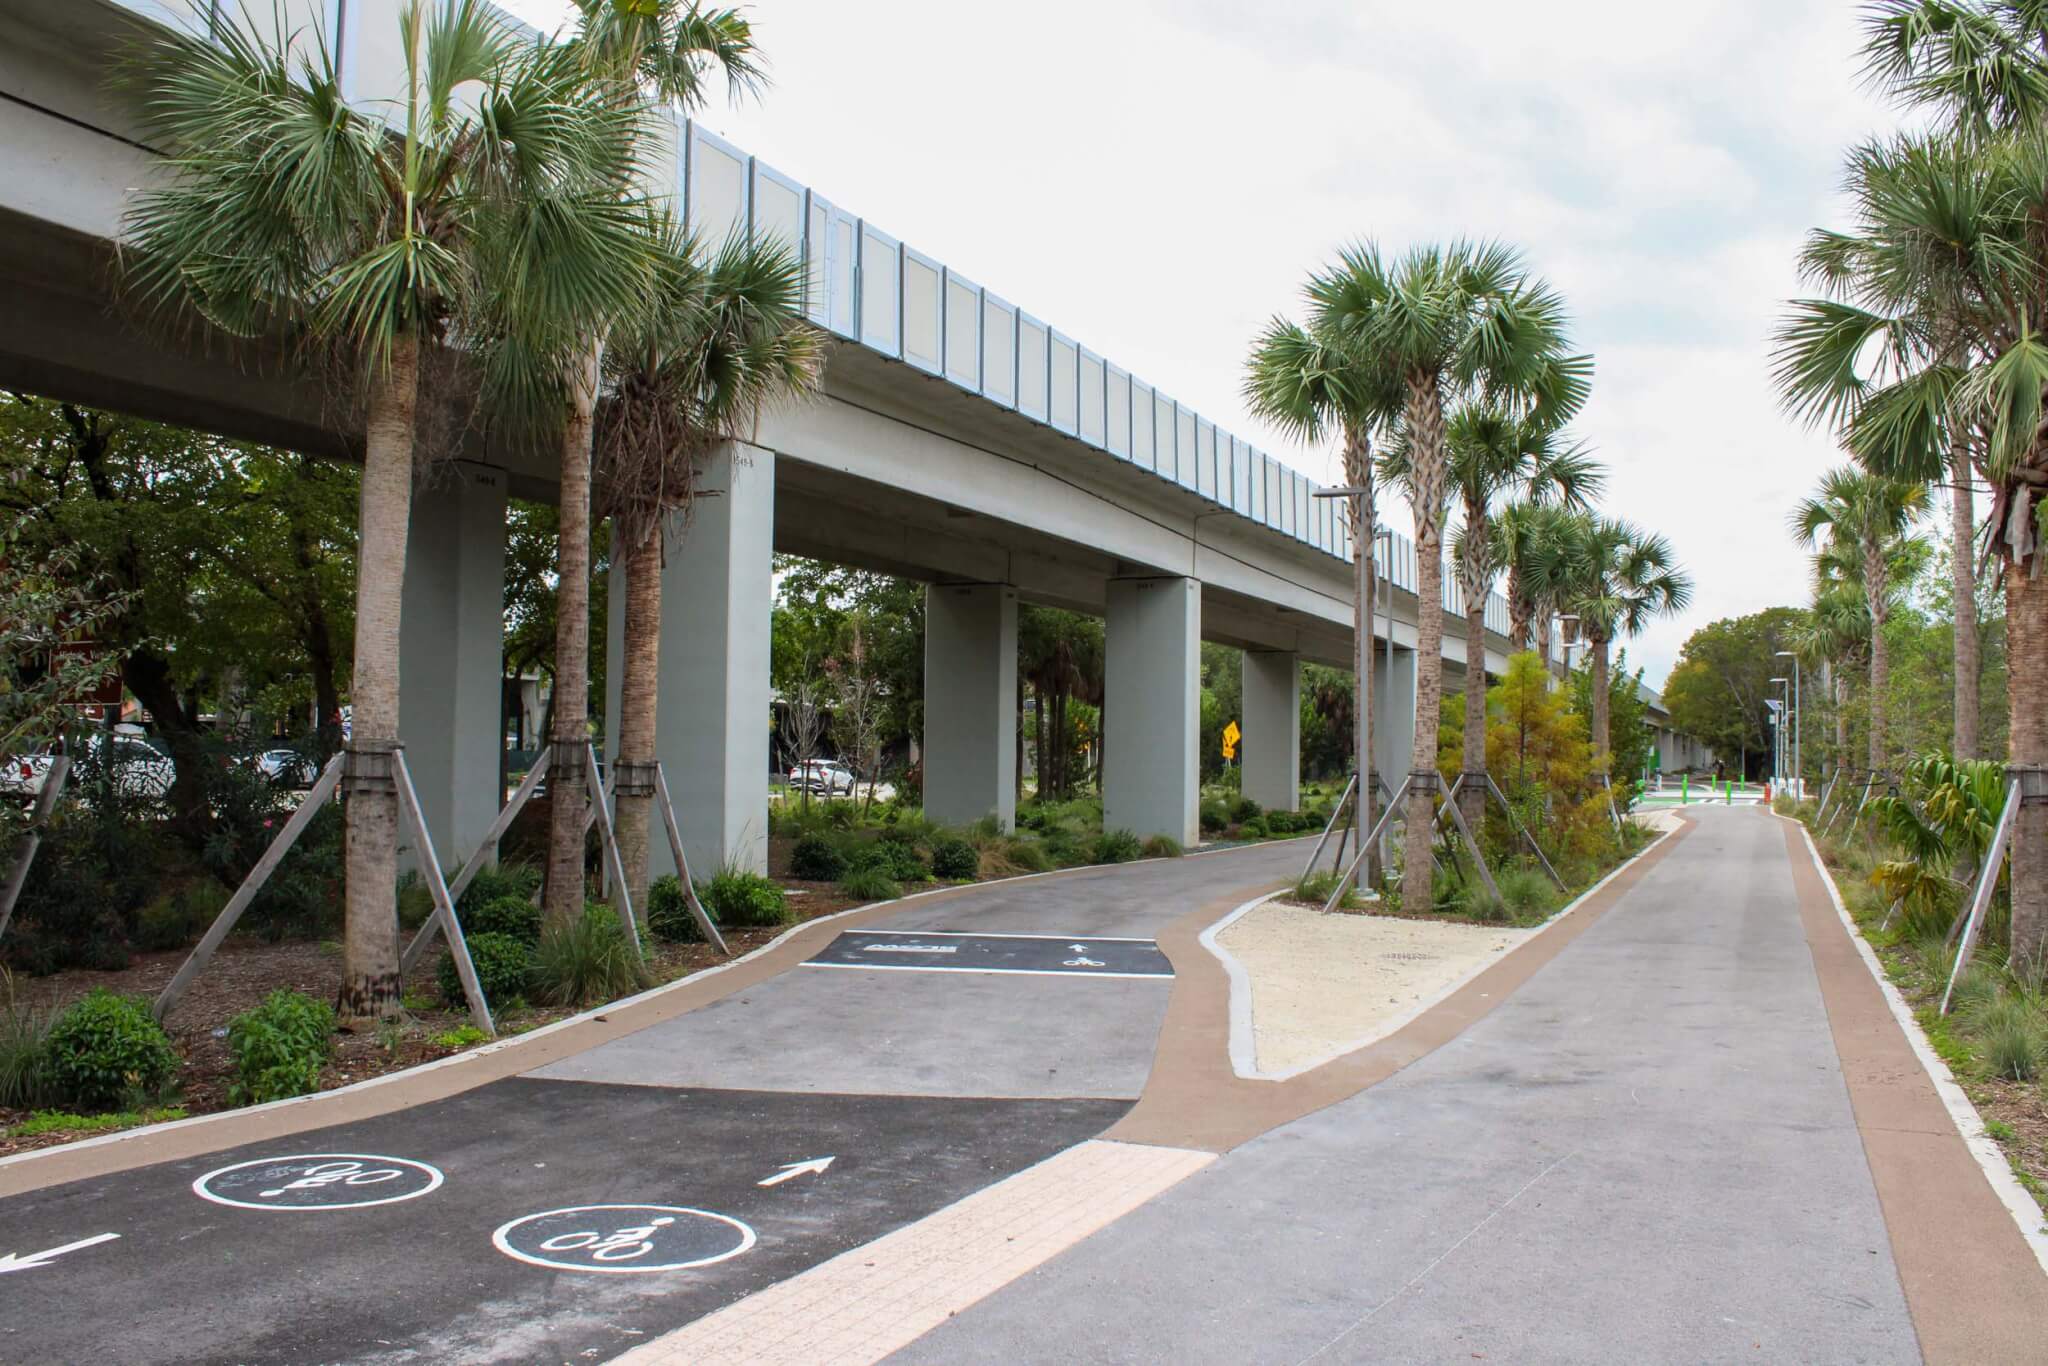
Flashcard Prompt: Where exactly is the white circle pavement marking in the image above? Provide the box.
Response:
[192,1154,445,1211]
[492,1204,757,1275]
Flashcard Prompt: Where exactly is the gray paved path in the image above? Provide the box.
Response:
[892,806,1923,1364]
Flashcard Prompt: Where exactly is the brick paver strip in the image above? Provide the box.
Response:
[615,1139,1213,1365]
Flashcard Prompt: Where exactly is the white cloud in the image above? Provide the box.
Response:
[501,0,1896,685]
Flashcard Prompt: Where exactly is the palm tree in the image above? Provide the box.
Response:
[600,223,823,911]
[1389,386,1599,823]
[1496,499,1576,661]
[122,1,647,1024]
[1782,2,2048,962]
[1788,584,1872,784]
[533,0,764,928]
[1311,241,1576,913]
[1553,516,1693,764]
[1792,469,1929,773]
[1244,269,1401,875]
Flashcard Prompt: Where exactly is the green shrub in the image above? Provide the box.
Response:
[0,970,54,1109]
[930,837,979,880]
[457,861,540,916]
[1238,817,1269,839]
[1141,834,1184,859]
[464,893,541,946]
[790,833,848,881]
[839,868,902,902]
[43,989,178,1113]
[432,1024,489,1049]
[532,904,652,1007]
[1229,795,1262,823]
[646,875,703,943]
[844,839,924,884]
[225,990,334,1105]
[1004,838,1054,873]
[1041,827,1088,866]
[134,882,227,953]
[395,870,436,932]
[1199,799,1229,834]
[1462,884,1511,923]
[439,932,534,1011]
[1496,868,1559,925]
[698,869,792,927]
[1092,829,1143,864]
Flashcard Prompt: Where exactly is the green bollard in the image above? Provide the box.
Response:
[1682,774,1689,805]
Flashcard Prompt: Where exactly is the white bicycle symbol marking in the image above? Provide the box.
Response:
[1064,956,1106,968]
[539,1217,677,1262]
[192,1152,445,1211]
[259,1161,406,1199]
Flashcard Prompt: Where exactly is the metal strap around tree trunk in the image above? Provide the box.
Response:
[584,743,641,956]
[393,750,495,1037]
[1301,773,1358,881]
[155,754,344,1022]
[1325,774,1410,913]
[1942,778,2022,1016]
[400,749,552,976]
[0,754,70,943]
[653,761,729,954]
[1487,774,1566,891]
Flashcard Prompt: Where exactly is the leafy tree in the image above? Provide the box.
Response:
[1663,608,1808,780]
[1019,606,1102,800]
[1568,648,1653,799]
[121,0,648,1020]
[1438,652,1612,864]
[773,558,925,749]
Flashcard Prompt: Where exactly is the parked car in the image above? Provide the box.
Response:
[0,732,174,803]
[250,747,319,789]
[788,760,856,797]
[0,747,56,802]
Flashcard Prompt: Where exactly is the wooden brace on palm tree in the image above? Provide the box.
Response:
[158,750,496,1036]
[0,755,70,944]
[1322,771,1500,912]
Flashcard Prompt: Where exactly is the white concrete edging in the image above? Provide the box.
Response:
[1783,815,2048,1275]
[1203,820,1681,1083]
[0,836,1313,1175]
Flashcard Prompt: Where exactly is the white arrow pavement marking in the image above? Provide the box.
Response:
[757,1157,835,1188]
[0,1232,120,1274]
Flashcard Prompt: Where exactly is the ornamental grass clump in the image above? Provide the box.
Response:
[533,905,651,1007]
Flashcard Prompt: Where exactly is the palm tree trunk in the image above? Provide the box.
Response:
[1835,666,1849,776]
[1591,634,1612,765]
[337,333,417,1027]
[2005,555,2047,967]
[1535,611,1555,682]
[613,527,661,912]
[1949,443,1980,760]
[1506,560,1532,652]
[1865,538,1889,775]
[543,337,603,928]
[1400,376,1449,917]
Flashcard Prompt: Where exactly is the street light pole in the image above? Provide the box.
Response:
[1314,486,1385,888]
[1770,678,1791,796]
[1776,650,1802,799]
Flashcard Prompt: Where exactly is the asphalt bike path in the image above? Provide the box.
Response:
[891,807,1933,1364]
[0,839,1308,1364]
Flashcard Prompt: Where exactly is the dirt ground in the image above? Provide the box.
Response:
[2,874,871,1157]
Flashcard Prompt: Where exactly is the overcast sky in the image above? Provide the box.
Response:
[505,0,1897,687]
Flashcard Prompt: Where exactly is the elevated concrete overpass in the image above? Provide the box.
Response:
[0,0,1693,870]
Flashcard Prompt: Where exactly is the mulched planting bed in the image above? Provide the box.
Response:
[2,880,871,1158]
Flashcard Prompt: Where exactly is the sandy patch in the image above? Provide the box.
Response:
[1635,807,1687,834]
[1214,903,1531,1077]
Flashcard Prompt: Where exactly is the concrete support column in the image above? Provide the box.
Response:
[604,443,774,877]
[1375,641,1418,790]
[399,461,508,870]
[1241,650,1299,813]
[1104,575,1199,845]
[923,583,1019,831]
